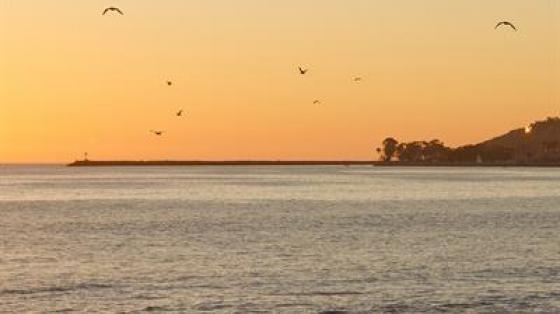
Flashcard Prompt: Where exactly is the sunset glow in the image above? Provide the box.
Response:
[1,0,559,162]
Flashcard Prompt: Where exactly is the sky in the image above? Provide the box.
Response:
[1,0,559,162]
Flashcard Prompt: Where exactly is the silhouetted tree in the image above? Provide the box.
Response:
[448,145,479,162]
[396,141,424,162]
[375,147,383,161]
[423,139,450,162]
[382,137,399,162]
[395,143,406,161]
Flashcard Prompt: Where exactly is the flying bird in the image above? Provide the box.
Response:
[298,67,308,75]
[150,130,165,136]
[176,110,183,117]
[102,7,124,15]
[353,77,363,82]
[166,81,173,86]
[495,21,517,31]
[313,100,322,105]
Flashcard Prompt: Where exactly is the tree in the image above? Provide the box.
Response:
[382,137,399,162]
[375,147,383,161]
[397,141,424,162]
[448,145,479,162]
[423,139,450,162]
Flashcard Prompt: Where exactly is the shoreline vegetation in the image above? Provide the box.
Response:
[374,117,560,166]
[68,117,560,167]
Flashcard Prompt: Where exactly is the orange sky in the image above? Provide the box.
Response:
[1,1,559,162]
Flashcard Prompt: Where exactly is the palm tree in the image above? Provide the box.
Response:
[375,147,383,161]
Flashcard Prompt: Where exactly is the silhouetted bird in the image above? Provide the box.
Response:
[495,21,517,31]
[298,67,308,75]
[102,7,124,15]
[150,130,165,136]
[353,77,363,82]
[313,100,321,105]
[166,81,173,86]
[176,110,183,117]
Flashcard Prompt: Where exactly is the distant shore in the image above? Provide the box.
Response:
[67,160,560,167]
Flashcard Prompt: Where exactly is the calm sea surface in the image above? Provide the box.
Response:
[0,165,559,313]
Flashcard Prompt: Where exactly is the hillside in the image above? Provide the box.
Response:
[378,117,560,165]
[480,117,560,162]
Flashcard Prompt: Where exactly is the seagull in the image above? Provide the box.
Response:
[298,67,308,75]
[102,7,124,15]
[313,100,322,105]
[166,81,173,86]
[495,21,517,31]
[150,130,165,136]
[176,110,183,117]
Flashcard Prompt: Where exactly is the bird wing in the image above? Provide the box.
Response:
[115,8,124,15]
[102,8,110,15]
[495,21,510,29]
[495,21,517,30]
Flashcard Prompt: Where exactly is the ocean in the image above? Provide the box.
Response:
[0,165,559,313]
